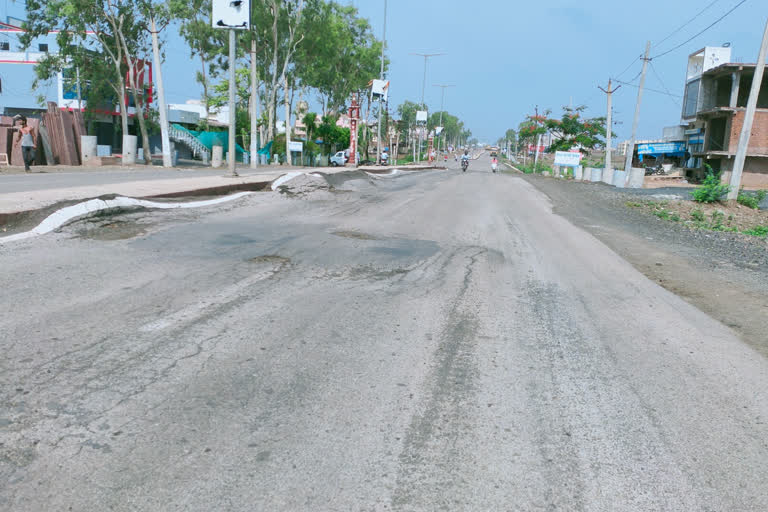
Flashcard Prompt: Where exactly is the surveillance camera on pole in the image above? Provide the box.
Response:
[212,0,251,176]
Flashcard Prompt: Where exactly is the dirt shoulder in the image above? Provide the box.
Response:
[522,175,768,356]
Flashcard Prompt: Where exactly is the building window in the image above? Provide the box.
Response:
[0,42,9,51]
[39,43,49,53]
[683,79,700,119]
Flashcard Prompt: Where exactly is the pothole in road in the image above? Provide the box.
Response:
[332,230,380,240]
[248,254,291,265]
[74,219,149,241]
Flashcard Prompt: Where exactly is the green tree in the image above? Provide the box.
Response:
[543,106,606,155]
[22,0,149,163]
[295,2,384,114]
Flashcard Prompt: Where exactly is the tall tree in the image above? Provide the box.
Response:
[23,0,145,164]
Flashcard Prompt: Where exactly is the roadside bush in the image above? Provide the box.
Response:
[743,225,768,237]
[710,210,725,230]
[737,189,767,209]
[690,209,705,222]
[692,171,731,203]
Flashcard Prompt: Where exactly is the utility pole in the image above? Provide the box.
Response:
[533,105,541,169]
[728,18,768,199]
[227,28,238,176]
[376,0,388,165]
[433,84,454,155]
[623,41,651,185]
[411,52,444,162]
[599,79,620,175]
[250,37,259,169]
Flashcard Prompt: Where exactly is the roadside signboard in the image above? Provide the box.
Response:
[212,0,251,29]
[416,110,428,123]
[554,151,582,167]
[371,80,390,101]
[288,141,303,152]
[637,142,686,155]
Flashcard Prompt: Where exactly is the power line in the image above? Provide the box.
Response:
[652,0,722,49]
[649,62,682,107]
[614,56,640,80]
[612,78,683,98]
[652,0,748,60]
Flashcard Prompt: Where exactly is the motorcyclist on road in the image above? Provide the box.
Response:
[460,150,470,172]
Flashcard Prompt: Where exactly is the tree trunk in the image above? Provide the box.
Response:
[199,53,209,119]
[267,0,279,143]
[150,15,172,167]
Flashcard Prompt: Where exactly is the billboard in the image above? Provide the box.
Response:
[637,142,686,155]
[212,0,251,29]
[554,151,582,167]
[416,110,428,123]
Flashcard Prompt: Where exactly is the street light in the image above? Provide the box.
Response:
[376,0,388,165]
[433,84,454,155]
[410,52,444,162]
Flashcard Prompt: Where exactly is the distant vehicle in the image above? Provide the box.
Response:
[330,151,347,166]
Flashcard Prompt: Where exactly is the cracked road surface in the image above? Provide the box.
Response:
[2,161,768,511]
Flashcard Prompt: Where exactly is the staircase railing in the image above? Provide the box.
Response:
[169,125,210,163]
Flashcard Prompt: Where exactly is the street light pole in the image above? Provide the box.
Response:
[410,52,444,162]
[433,84,454,155]
[376,0,388,165]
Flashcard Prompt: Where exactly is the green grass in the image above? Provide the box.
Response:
[742,225,768,237]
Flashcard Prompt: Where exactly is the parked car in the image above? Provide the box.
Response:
[330,151,346,167]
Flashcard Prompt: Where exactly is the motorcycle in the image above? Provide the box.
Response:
[644,164,666,176]
[461,159,469,172]
[491,161,498,173]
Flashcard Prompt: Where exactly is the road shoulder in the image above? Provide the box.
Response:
[522,174,768,356]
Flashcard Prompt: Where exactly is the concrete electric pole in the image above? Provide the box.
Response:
[727,17,768,199]
[433,84,454,155]
[228,29,238,176]
[376,0,388,165]
[599,79,620,176]
[623,41,651,186]
[250,38,259,169]
[411,52,444,162]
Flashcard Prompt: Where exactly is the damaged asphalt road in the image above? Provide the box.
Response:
[2,162,768,511]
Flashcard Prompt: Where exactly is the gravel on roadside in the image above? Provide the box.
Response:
[522,174,768,355]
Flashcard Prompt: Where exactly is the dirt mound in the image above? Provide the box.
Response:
[275,173,331,197]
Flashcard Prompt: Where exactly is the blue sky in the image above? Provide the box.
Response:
[4,0,766,144]
[344,0,765,143]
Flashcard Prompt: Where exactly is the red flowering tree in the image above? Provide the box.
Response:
[543,106,606,155]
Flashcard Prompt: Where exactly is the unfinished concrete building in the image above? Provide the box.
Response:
[681,47,768,187]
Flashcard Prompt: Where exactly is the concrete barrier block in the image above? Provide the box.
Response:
[122,135,137,165]
[613,170,627,188]
[628,167,645,189]
[211,145,223,168]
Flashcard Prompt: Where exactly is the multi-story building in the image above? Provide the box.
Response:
[680,46,768,187]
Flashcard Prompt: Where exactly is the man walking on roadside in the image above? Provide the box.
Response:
[13,115,37,172]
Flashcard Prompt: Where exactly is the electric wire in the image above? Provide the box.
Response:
[612,79,683,98]
[652,0,722,49]
[649,61,682,107]
[651,0,748,60]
